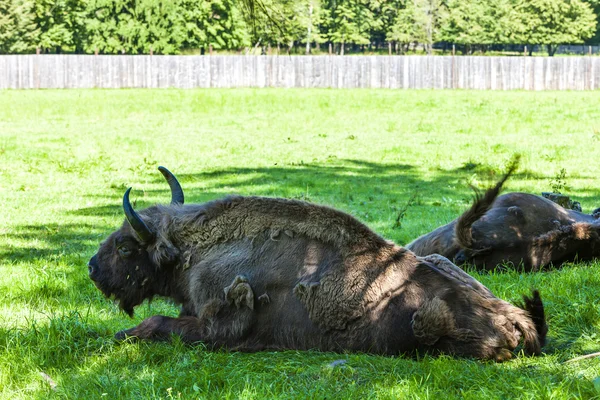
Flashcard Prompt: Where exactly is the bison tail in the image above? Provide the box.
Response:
[522,290,548,352]
[513,289,547,356]
[454,156,520,250]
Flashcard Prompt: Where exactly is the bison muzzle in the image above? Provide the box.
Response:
[88,167,547,361]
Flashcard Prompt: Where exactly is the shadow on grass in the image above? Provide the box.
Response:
[15,338,596,399]
[1,223,109,262]
[6,159,599,264]
[74,158,533,213]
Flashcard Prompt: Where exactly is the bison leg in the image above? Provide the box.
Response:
[115,315,206,343]
[224,275,255,310]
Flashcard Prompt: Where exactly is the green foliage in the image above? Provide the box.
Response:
[84,0,249,54]
[550,167,568,193]
[33,0,87,52]
[0,0,599,54]
[0,0,39,53]
[512,0,597,55]
[240,0,325,50]
[387,0,445,53]
[440,0,515,46]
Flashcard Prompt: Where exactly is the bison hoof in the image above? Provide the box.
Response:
[493,348,513,362]
[224,275,255,310]
[114,328,138,341]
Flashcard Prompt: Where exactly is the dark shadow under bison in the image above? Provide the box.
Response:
[88,167,546,361]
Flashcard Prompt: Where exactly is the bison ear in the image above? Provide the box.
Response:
[150,238,180,267]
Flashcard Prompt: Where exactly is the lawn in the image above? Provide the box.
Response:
[1,88,600,399]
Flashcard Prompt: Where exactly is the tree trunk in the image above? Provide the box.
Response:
[306,2,313,55]
[547,44,556,57]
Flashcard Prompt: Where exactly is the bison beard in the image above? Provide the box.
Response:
[88,167,547,361]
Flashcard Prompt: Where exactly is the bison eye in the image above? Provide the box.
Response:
[118,245,133,258]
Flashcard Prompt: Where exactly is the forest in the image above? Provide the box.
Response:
[0,0,599,56]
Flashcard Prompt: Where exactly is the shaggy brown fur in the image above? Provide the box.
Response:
[89,167,546,360]
[406,166,600,271]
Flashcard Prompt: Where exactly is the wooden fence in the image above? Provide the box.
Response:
[1,55,599,90]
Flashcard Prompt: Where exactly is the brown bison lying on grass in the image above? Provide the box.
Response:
[407,166,600,272]
[88,167,546,361]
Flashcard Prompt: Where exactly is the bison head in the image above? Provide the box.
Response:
[88,167,184,316]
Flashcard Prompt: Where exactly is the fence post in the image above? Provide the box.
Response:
[388,42,392,55]
[36,48,40,55]
[589,46,592,56]
[329,43,332,55]
[524,46,527,56]
[209,44,213,55]
[150,47,153,56]
[452,45,456,88]
[94,48,98,56]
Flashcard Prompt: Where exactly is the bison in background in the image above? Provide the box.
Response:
[88,167,546,361]
[407,166,600,272]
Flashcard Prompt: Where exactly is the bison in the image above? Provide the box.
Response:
[407,167,600,271]
[88,167,547,361]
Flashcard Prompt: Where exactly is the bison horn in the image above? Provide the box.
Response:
[158,166,184,205]
[123,187,154,242]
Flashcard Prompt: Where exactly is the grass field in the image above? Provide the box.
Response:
[1,89,600,399]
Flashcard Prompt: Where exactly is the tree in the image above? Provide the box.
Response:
[0,0,39,53]
[386,0,422,51]
[237,0,327,53]
[325,0,380,54]
[180,0,249,51]
[33,0,87,53]
[582,0,600,42]
[84,0,249,54]
[512,0,597,56]
[439,0,514,52]
[370,0,401,50]
[386,0,444,54]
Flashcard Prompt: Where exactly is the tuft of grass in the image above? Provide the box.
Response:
[1,89,600,398]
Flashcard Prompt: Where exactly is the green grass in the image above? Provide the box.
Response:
[1,89,600,399]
